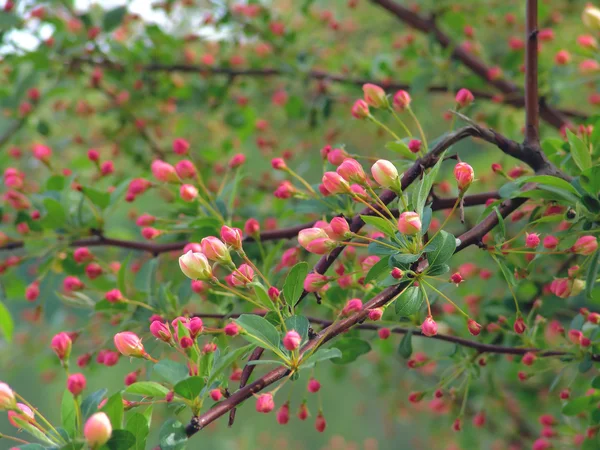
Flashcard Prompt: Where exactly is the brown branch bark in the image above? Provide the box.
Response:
[369,0,572,131]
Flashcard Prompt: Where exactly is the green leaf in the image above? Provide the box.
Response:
[492,255,517,287]
[390,253,421,265]
[567,129,592,171]
[284,315,309,343]
[283,262,308,308]
[125,382,170,397]
[364,256,391,284]
[46,175,65,191]
[368,239,401,256]
[235,314,281,352]
[60,390,77,437]
[332,338,371,364]
[81,388,107,421]
[158,419,187,450]
[413,153,445,218]
[385,140,417,159]
[126,413,149,450]
[580,166,600,196]
[208,344,253,386]
[562,396,593,416]
[41,197,67,228]
[493,207,506,241]
[82,187,111,210]
[579,354,593,373]
[395,286,423,317]
[586,251,600,299]
[361,215,397,237]
[426,231,456,266]
[592,375,600,389]
[173,376,204,400]
[397,331,413,358]
[426,264,449,276]
[0,300,14,342]
[518,175,580,197]
[103,6,127,32]
[106,429,136,450]
[102,392,124,429]
[300,348,342,369]
[250,282,273,309]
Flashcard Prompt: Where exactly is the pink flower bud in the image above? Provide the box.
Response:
[398,211,421,235]
[174,160,196,179]
[550,278,584,298]
[322,171,349,194]
[180,184,198,202]
[173,138,190,155]
[244,218,260,236]
[105,289,123,303]
[32,144,52,162]
[450,272,463,285]
[84,412,112,447]
[150,321,172,342]
[328,148,348,166]
[397,139,418,157]
[8,403,34,428]
[25,282,40,302]
[392,90,411,111]
[304,273,329,292]
[362,83,388,109]
[342,298,363,315]
[283,330,302,351]
[572,236,598,255]
[179,250,213,280]
[221,226,243,249]
[201,236,231,264]
[543,235,559,249]
[452,418,462,432]
[73,247,93,264]
[231,264,254,287]
[67,373,86,396]
[315,412,327,432]
[522,352,536,366]
[337,158,367,184]
[271,158,287,170]
[307,378,321,393]
[408,391,424,403]
[209,389,222,402]
[183,242,202,253]
[151,160,179,182]
[555,50,571,65]
[325,217,350,241]
[229,153,246,169]
[136,214,155,227]
[454,162,474,192]
[588,312,600,324]
[186,317,204,338]
[255,393,275,413]
[351,99,370,119]
[368,308,384,321]
[525,233,540,249]
[371,160,400,189]
[268,286,280,301]
[277,402,290,424]
[513,317,527,334]
[297,402,309,420]
[467,319,482,336]
[455,88,474,108]
[180,336,194,348]
[0,383,17,410]
[100,161,114,176]
[224,322,241,336]
[113,332,145,357]
[421,316,438,337]
[88,149,100,161]
[85,263,103,279]
[391,268,404,279]
[128,178,151,196]
[141,227,161,240]
[51,332,72,360]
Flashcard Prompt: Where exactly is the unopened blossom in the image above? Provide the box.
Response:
[113,332,145,357]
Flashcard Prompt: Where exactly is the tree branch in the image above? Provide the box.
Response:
[369,0,572,131]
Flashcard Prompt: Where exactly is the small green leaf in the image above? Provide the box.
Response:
[173,376,204,400]
[235,314,281,352]
[102,392,124,429]
[81,389,107,421]
[413,152,445,218]
[82,187,111,210]
[284,315,309,343]
[426,230,456,266]
[0,300,14,342]
[126,413,149,450]
[580,166,600,196]
[364,256,391,284]
[158,419,187,450]
[208,344,253,386]
[518,175,580,197]
[586,251,600,299]
[300,348,342,369]
[395,286,423,317]
[283,262,308,308]
[61,390,77,437]
[332,338,371,364]
[368,238,401,256]
[361,215,398,237]
[103,6,127,32]
[41,197,67,228]
[105,429,136,450]
[592,375,600,389]
[426,264,450,276]
[397,331,413,358]
[250,282,273,309]
[385,140,417,159]
[493,207,506,241]
[567,129,592,171]
[492,255,517,287]
[562,396,593,416]
[125,382,170,398]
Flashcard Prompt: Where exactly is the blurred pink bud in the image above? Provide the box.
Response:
[173,138,190,155]
[0,383,17,410]
[114,332,145,357]
[51,332,72,360]
[150,321,172,342]
[244,218,260,236]
[571,236,597,255]
[32,144,52,162]
[362,83,388,108]
[513,317,527,334]
[398,211,421,235]
[455,88,474,107]
[142,227,161,240]
[342,298,363,315]
[525,233,540,249]
[175,160,196,179]
[73,247,93,263]
[337,158,367,184]
[303,273,330,292]
[351,99,369,119]
[277,402,290,424]
[67,373,86,396]
[454,162,474,192]
[543,235,559,249]
[256,393,275,413]
[231,264,254,287]
[151,160,178,182]
[421,316,438,336]
[283,330,302,351]
[180,184,198,202]
[136,214,155,226]
[229,153,246,169]
[224,322,241,336]
[25,282,40,302]
[392,90,411,111]
[408,139,422,153]
[467,319,482,336]
[105,289,123,303]
[368,308,384,321]
[63,276,84,292]
[84,412,112,447]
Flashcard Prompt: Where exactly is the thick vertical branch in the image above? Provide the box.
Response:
[524,0,540,146]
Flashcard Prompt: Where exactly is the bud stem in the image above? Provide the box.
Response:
[367,115,401,141]
[387,107,413,139]
[284,168,317,196]
[427,197,460,245]
[407,107,428,155]
[422,280,469,318]
[15,393,67,446]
